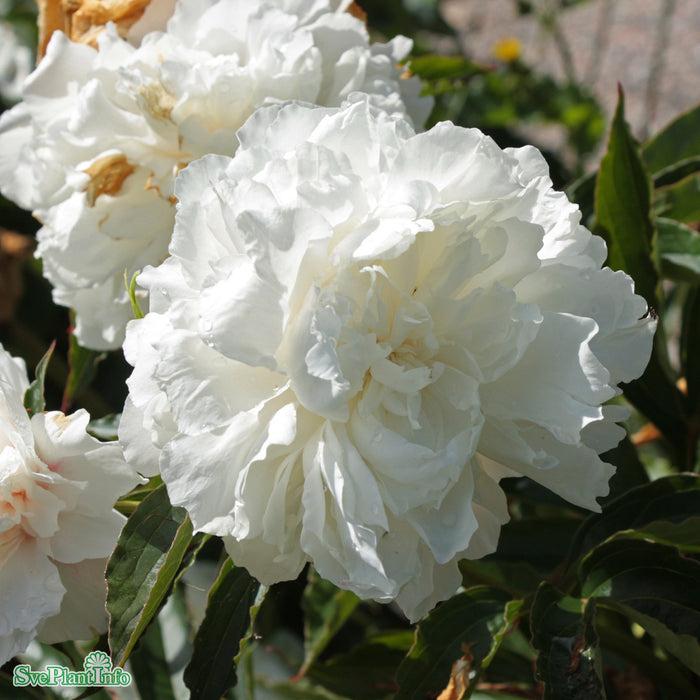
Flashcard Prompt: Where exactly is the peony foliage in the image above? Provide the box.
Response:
[1,1,700,699]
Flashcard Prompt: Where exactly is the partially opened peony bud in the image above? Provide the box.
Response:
[0,0,430,350]
[120,97,655,621]
[0,345,142,665]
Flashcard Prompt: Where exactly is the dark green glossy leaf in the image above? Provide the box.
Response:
[621,345,688,462]
[183,558,263,700]
[599,434,649,505]
[579,538,700,674]
[487,517,582,573]
[530,583,605,700]
[567,474,700,563]
[459,559,543,597]
[395,586,519,699]
[656,218,700,282]
[62,326,106,412]
[614,518,700,553]
[23,341,54,416]
[594,88,659,310]
[654,174,700,224]
[643,103,700,181]
[300,569,360,677]
[307,630,413,699]
[128,619,176,700]
[106,484,193,666]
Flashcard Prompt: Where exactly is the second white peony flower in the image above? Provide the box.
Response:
[120,96,656,621]
[0,0,429,350]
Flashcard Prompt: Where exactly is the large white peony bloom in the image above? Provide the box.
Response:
[0,0,430,350]
[120,97,655,621]
[0,345,142,666]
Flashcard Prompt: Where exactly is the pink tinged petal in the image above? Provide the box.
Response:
[0,537,64,665]
[30,411,142,510]
[37,558,109,644]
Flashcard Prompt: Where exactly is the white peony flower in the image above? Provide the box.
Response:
[120,97,655,621]
[0,0,430,350]
[0,21,32,104]
[0,344,142,666]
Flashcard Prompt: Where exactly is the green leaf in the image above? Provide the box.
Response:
[594,88,659,310]
[183,558,263,700]
[128,618,177,700]
[62,325,106,412]
[307,630,413,699]
[598,434,649,505]
[106,484,193,666]
[530,583,605,700]
[614,518,700,553]
[407,54,485,82]
[87,413,121,441]
[395,586,518,699]
[621,346,688,462]
[255,677,350,699]
[643,103,700,181]
[23,341,55,416]
[567,473,700,563]
[656,218,700,282]
[654,174,700,224]
[459,559,543,597]
[579,538,700,674]
[0,674,51,699]
[487,517,582,573]
[299,568,360,677]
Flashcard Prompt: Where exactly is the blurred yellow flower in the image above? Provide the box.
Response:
[493,36,522,63]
